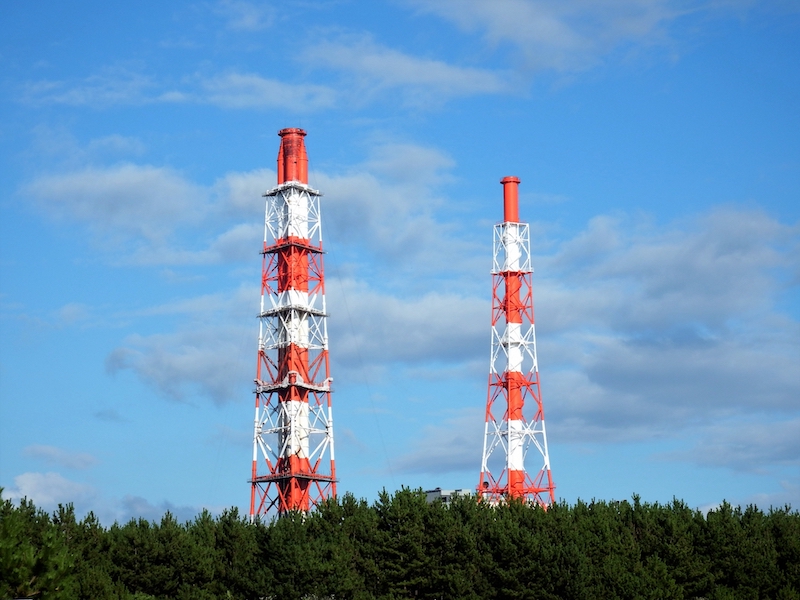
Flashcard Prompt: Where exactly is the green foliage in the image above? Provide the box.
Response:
[0,493,74,599]
[1,487,799,599]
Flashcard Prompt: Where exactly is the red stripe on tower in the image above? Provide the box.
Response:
[478,176,555,507]
[250,128,336,518]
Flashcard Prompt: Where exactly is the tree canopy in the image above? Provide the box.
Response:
[2,488,798,599]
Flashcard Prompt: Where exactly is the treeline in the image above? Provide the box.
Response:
[2,489,799,600]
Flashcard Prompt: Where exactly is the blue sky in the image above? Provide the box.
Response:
[1,0,799,523]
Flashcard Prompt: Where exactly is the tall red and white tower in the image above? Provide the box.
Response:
[250,128,336,518]
[478,176,555,507]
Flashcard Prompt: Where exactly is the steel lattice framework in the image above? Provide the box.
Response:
[479,176,555,507]
[250,129,336,518]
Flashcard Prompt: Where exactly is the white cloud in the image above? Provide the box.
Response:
[744,477,800,510]
[5,472,97,512]
[364,143,456,186]
[328,278,486,368]
[18,1,786,116]
[22,141,476,271]
[24,163,208,243]
[314,143,482,275]
[534,209,800,440]
[86,134,147,157]
[206,222,264,262]
[213,0,274,31]
[3,472,212,524]
[22,445,98,470]
[123,222,264,266]
[26,127,146,170]
[21,70,156,107]
[104,274,485,403]
[304,37,509,104]
[128,288,255,318]
[22,42,500,111]
[669,419,800,472]
[107,327,252,404]
[549,209,793,327]
[21,70,334,112]
[56,302,91,325]
[544,325,800,442]
[22,163,270,265]
[213,167,273,217]
[405,0,753,72]
[200,73,336,110]
[393,409,484,474]
[106,286,257,403]
[544,211,791,323]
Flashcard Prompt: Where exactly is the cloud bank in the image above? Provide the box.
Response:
[5,471,208,524]
[406,0,756,71]
[20,137,800,485]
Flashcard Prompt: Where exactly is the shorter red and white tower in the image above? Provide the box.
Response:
[249,128,336,518]
[478,176,555,507]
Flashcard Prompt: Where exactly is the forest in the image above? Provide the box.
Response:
[2,487,799,600]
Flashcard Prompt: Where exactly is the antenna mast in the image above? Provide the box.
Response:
[479,176,555,507]
[250,128,336,517]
